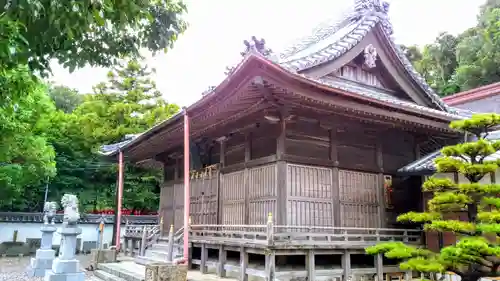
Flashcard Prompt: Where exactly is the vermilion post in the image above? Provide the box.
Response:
[115,150,124,251]
[183,108,190,262]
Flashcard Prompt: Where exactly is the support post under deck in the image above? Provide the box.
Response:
[342,251,351,281]
[375,253,384,281]
[306,249,315,281]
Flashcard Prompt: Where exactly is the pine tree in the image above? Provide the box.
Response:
[366,114,500,281]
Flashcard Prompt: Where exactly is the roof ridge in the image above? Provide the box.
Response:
[279,9,354,59]
[442,81,500,103]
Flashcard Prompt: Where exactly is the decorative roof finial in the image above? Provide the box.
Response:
[202,86,216,96]
[241,36,273,57]
[352,0,393,35]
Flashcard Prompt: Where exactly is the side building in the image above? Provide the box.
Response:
[442,82,500,114]
[102,1,467,280]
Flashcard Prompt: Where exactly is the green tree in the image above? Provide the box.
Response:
[64,59,179,212]
[76,59,179,145]
[366,114,500,281]
[48,85,84,113]
[0,16,57,210]
[0,66,57,209]
[454,7,500,91]
[1,0,187,75]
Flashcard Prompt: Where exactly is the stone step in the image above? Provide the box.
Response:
[134,255,164,266]
[97,262,145,281]
[157,236,170,243]
[94,270,127,281]
[146,249,171,260]
[150,243,170,251]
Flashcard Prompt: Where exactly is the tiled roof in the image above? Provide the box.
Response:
[99,0,463,158]
[442,82,500,106]
[398,129,500,174]
[276,0,451,113]
[99,134,141,155]
[307,76,465,120]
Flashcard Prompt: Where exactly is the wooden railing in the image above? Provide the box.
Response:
[123,223,161,256]
[189,225,422,246]
[123,214,422,259]
[188,215,422,247]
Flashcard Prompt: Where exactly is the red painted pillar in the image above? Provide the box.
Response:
[183,108,191,262]
[115,150,124,251]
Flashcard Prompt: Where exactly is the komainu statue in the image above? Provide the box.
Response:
[43,201,58,224]
[61,194,80,225]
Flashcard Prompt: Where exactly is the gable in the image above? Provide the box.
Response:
[452,94,500,114]
[299,27,434,107]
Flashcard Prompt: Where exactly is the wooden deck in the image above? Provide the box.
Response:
[190,224,422,249]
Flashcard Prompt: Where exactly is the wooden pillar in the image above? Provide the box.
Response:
[330,129,341,227]
[240,247,248,281]
[375,253,384,281]
[376,140,386,228]
[219,137,227,167]
[182,108,191,262]
[217,245,226,277]
[200,243,207,274]
[306,250,315,281]
[342,251,351,281]
[173,157,180,228]
[276,114,287,225]
[265,251,276,281]
[115,150,124,251]
[245,133,252,161]
[217,137,227,225]
[244,133,252,224]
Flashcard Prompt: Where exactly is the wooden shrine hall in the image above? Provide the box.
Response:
[101,0,469,280]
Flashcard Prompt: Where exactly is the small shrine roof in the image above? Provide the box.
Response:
[442,82,500,106]
[399,129,500,174]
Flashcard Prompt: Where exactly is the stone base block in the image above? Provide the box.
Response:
[27,267,48,277]
[31,257,54,269]
[146,263,188,281]
[44,271,85,281]
[36,249,56,259]
[51,258,80,274]
[28,251,56,277]
[90,249,117,264]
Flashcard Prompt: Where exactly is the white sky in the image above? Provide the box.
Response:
[49,0,484,107]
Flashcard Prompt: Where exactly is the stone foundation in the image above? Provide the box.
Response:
[145,263,188,281]
[89,249,117,269]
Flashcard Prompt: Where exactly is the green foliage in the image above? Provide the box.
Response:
[44,59,179,212]
[402,2,500,96]
[366,114,500,281]
[0,0,185,211]
[0,16,57,209]
[48,85,85,113]
[1,0,187,75]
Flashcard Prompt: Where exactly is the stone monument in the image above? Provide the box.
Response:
[45,194,85,281]
[27,201,58,277]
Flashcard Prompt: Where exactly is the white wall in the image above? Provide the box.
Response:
[0,222,123,250]
[431,169,499,184]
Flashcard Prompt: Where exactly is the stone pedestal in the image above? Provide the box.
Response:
[44,225,85,281]
[27,224,57,277]
[89,249,117,269]
[146,263,188,281]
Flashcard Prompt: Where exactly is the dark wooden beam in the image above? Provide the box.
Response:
[330,129,341,227]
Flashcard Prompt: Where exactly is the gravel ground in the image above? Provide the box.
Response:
[0,255,95,281]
